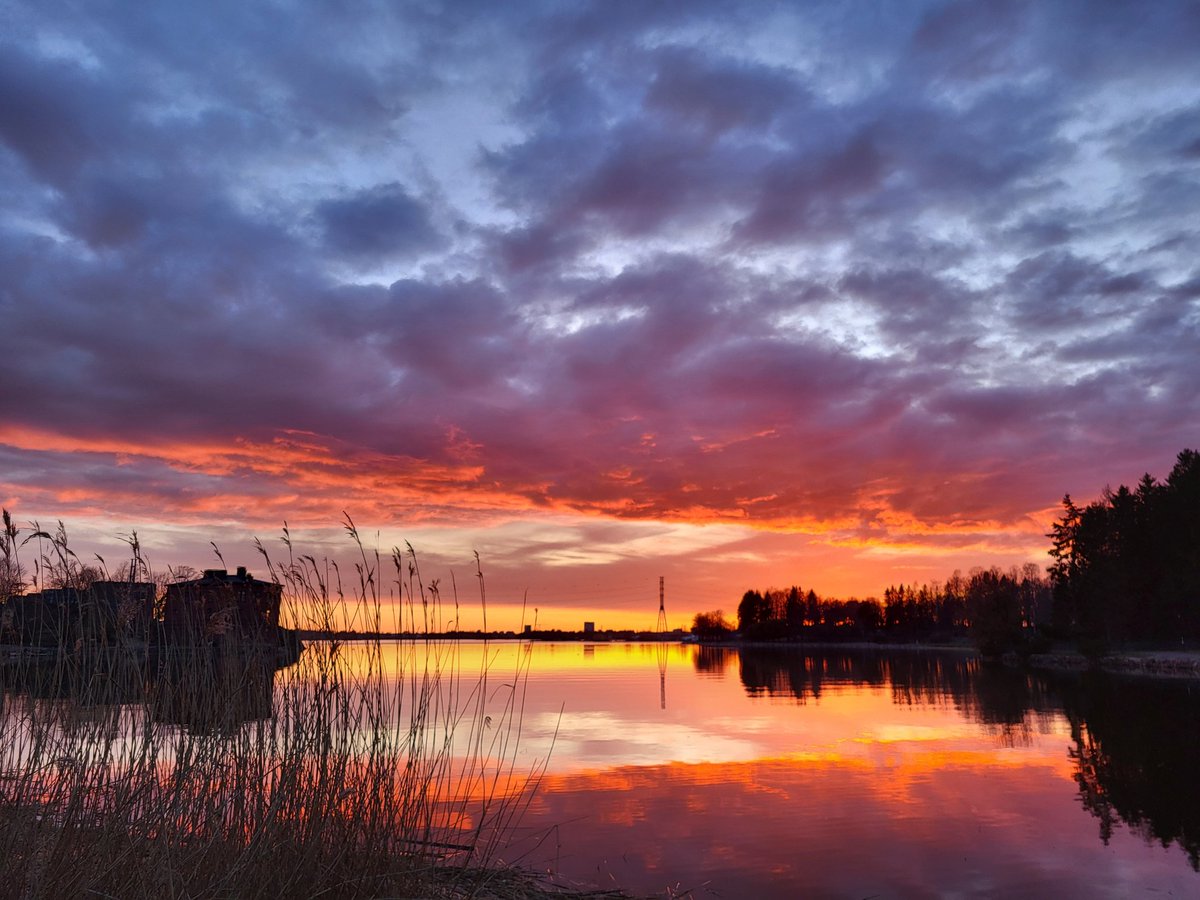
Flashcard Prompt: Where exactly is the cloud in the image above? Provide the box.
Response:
[643,47,806,138]
[316,183,443,260]
[1,0,1198,600]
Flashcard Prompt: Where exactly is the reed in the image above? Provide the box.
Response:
[0,516,580,899]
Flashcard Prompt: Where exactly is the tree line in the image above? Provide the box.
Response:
[692,565,1049,654]
[1049,448,1200,649]
[695,449,1199,654]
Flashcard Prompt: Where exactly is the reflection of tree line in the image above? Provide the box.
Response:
[733,648,1058,734]
[703,647,1200,871]
[1061,675,1200,871]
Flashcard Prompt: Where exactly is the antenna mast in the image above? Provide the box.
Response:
[656,576,668,709]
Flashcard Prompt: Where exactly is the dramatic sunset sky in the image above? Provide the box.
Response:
[2,1,1197,629]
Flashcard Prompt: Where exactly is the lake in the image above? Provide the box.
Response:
[403,640,1200,899]
[3,639,1198,898]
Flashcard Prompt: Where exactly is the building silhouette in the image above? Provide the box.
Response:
[1,581,155,647]
[162,567,281,643]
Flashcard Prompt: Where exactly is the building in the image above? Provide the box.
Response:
[583,621,595,634]
[1,581,156,647]
[2,588,78,646]
[162,567,282,643]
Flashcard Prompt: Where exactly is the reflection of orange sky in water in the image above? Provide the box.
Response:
[8,639,1196,896]
[332,642,1072,774]
[512,756,1197,899]
[321,641,1200,895]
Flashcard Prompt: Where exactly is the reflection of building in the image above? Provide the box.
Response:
[163,567,281,642]
[154,653,277,732]
[1,581,155,647]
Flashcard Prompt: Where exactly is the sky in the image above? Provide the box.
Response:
[1,1,1198,630]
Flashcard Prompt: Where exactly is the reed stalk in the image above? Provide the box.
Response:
[0,516,580,899]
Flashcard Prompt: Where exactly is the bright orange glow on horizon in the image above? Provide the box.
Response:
[2,420,1065,629]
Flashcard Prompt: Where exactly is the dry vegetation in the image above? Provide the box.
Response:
[0,516,616,899]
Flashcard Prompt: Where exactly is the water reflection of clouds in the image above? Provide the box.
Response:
[520,757,1197,900]
[529,674,1066,775]
[346,642,1199,889]
[534,710,761,769]
[532,707,1034,776]
[864,722,984,743]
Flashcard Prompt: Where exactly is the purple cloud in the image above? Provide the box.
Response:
[0,0,1197,598]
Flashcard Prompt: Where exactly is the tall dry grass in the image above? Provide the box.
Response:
[0,516,574,899]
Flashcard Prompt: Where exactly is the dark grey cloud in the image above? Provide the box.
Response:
[643,47,807,138]
[733,130,889,244]
[317,184,443,260]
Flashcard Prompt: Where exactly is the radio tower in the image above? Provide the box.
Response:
[656,577,668,710]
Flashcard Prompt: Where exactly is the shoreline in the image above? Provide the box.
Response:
[1018,649,1200,679]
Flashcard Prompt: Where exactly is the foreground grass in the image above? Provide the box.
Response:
[0,520,619,899]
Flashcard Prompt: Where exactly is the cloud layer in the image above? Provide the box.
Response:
[2,1,1198,609]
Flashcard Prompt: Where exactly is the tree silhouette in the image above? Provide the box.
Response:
[1048,449,1200,649]
[692,609,734,639]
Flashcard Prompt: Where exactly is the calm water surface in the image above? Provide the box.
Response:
[11,639,1192,898]
[400,641,1200,899]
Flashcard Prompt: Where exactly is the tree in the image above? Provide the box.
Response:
[804,589,820,628]
[1161,450,1200,639]
[785,586,804,633]
[1045,451,1200,647]
[1048,494,1082,636]
[1016,562,1051,629]
[966,568,1024,657]
[737,590,767,632]
[692,610,734,640]
[853,598,884,632]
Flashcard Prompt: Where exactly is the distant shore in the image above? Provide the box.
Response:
[294,628,686,642]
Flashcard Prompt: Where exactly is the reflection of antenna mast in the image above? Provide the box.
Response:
[656,576,668,710]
